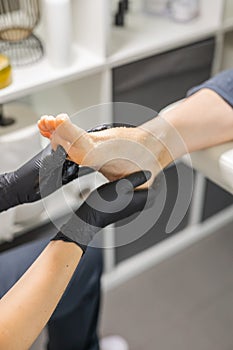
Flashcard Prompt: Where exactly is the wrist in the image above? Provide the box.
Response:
[51,231,86,253]
[50,239,83,259]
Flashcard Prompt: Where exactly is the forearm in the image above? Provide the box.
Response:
[0,241,82,349]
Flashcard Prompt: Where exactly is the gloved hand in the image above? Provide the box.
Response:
[0,123,131,213]
[52,170,157,252]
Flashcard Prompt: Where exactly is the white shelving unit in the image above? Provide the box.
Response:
[1,0,233,275]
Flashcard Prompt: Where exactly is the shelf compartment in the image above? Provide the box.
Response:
[108,0,223,67]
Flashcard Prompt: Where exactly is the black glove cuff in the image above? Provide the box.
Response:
[51,231,87,253]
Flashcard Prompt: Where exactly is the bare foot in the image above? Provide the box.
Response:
[38,114,94,164]
[38,114,167,187]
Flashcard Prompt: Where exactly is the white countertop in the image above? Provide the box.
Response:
[185,142,233,195]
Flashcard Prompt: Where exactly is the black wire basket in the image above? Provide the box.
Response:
[0,33,43,66]
[0,0,40,41]
[0,0,43,66]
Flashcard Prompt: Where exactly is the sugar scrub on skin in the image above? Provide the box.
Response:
[38,114,69,139]
[89,127,136,143]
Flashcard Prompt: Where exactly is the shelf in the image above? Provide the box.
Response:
[108,4,222,67]
[0,45,105,104]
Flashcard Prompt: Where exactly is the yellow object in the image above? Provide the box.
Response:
[0,54,12,89]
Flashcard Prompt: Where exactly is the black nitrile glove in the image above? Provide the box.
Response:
[0,123,133,213]
[0,144,76,212]
[52,170,157,252]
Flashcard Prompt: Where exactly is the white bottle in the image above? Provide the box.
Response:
[144,0,168,16]
[43,0,72,68]
[169,0,200,22]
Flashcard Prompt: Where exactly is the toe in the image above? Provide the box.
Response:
[44,115,56,132]
[39,128,52,139]
[55,113,70,128]
[38,117,47,132]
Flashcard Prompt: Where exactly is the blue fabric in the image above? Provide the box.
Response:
[0,238,102,350]
[187,69,233,107]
